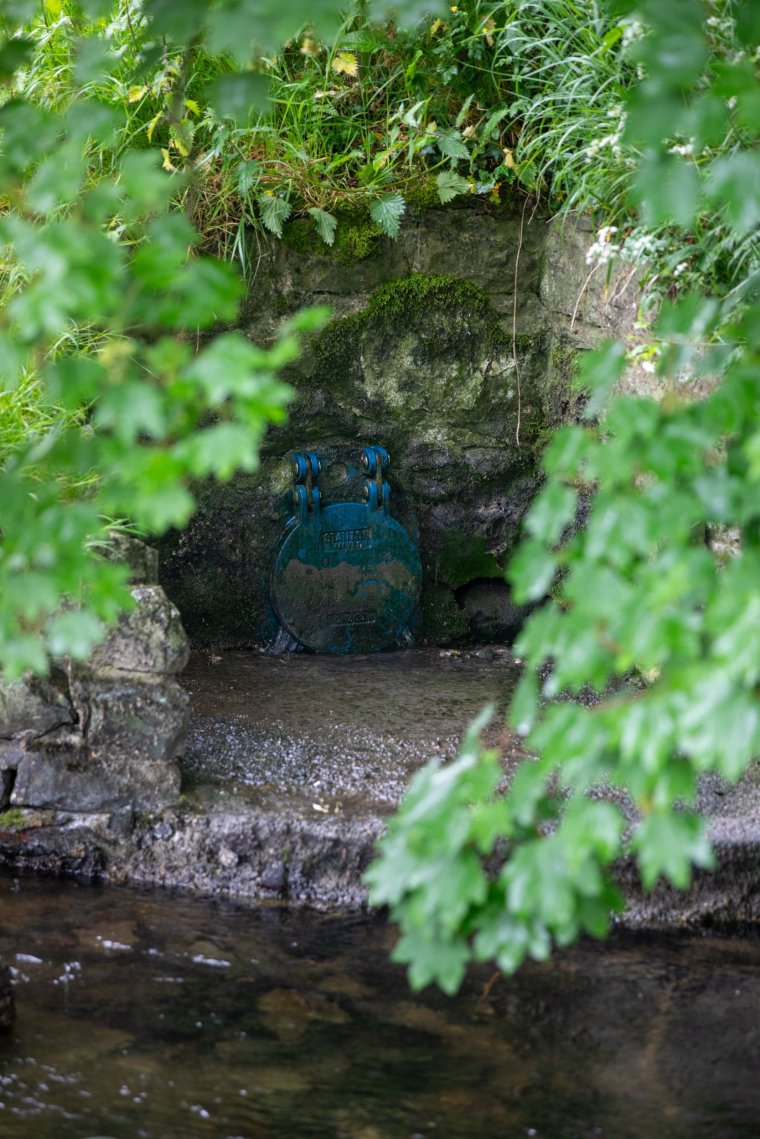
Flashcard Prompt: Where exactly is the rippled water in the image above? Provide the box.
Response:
[3,872,760,1139]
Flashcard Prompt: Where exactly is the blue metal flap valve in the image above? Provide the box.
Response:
[363,480,380,511]
[361,445,390,476]
[292,451,321,482]
[271,444,421,653]
[292,483,321,522]
[290,451,321,518]
[362,479,391,515]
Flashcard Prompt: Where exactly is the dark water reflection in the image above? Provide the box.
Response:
[2,871,760,1139]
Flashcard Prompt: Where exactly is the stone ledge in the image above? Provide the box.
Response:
[0,540,189,815]
[3,797,760,925]
[3,648,760,931]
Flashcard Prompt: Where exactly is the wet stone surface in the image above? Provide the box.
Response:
[6,647,760,920]
[0,648,529,908]
[180,647,522,815]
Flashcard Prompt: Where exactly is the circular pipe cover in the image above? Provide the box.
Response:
[271,501,421,653]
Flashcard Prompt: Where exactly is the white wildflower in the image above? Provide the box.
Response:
[585,132,623,160]
[586,225,620,266]
[668,141,695,157]
[621,19,645,48]
[705,15,735,34]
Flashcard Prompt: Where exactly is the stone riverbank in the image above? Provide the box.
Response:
[3,647,760,933]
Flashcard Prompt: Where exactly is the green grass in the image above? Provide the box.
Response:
[6,2,752,303]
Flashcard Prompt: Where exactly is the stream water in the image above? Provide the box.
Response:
[2,871,760,1139]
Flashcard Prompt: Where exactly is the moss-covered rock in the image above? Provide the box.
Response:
[282,213,384,266]
[160,203,590,648]
[420,583,469,644]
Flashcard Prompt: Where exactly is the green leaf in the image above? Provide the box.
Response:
[204,1,257,62]
[126,480,196,533]
[508,539,557,603]
[436,170,470,204]
[0,1,40,30]
[392,929,470,995]
[0,37,33,81]
[93,383,168,443]
[207,0,343,55]
[369,193,405,239]
[74,35,115,86]
[66,100,123,148]
[578,341,627,420]
[0,635,49,682]
[632,153,701,227]
[627,0,707,88]
[144,0,210,41]
[258,194,292,238]
[0,100,58,176]
[436,130,470,162]
[732,5,760,47]
[683,94,727,149]
[131,214,198,290]
[508,671,539,736]
[26,147,86,216]
[655,292,720,341]
[624,85,685,147]
[633,812,714,891]
[149,259,242,329]
[73,0,117,14]
[118,151,178,219]
[46,609,104,660]
[524,481,577,545]
[236,159,262,195]
[706,153,760,233]
[307,207,338,246]
[206,72,270,124]
[542,425,589,478]
[183,332,266,404]
[0,333,27,386]
[173,424,258,480]
[44,355,107,409]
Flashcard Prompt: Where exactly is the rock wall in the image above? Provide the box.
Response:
[158,200,640,648]
[0,538,189,817]
[0,963,13,1031]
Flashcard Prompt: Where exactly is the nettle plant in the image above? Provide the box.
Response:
[9,2,642,264]
[367,0,760,994]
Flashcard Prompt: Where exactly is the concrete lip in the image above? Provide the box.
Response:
[3,647,760,927]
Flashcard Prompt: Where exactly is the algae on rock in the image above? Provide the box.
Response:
[159,203,601,648]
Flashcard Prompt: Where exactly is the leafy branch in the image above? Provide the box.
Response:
[367,0,760,991]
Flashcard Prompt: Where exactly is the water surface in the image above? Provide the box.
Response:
[2,872,760,1139]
